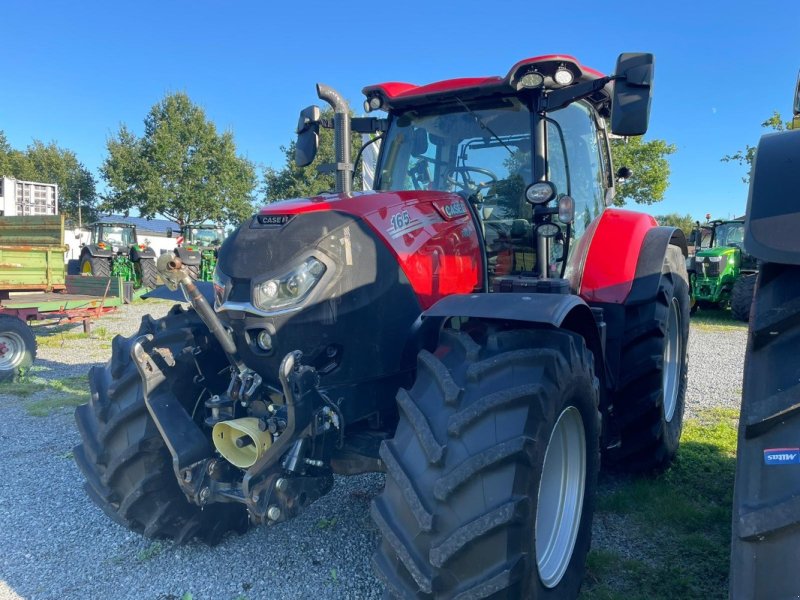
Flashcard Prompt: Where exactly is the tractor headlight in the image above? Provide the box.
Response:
[707,256,722,262]
[253,257,326,312]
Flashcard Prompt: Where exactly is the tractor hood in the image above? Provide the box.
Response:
[695,246,736,259]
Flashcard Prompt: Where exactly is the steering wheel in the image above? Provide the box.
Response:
[445,166,499,194]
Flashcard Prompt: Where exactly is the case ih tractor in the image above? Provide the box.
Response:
[688,218,758,320]
[79,221,159,290]
[168,224,226,282]
[74,53,690,598]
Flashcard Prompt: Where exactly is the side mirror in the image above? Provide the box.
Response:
[295,105,321,167]
[610,53,654,136]
[411,128,429,156]
[166,227,173,238]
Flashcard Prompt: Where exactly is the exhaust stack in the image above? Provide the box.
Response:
[316,83,352,195]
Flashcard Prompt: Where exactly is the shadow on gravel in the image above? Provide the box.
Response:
[582,420,737,600]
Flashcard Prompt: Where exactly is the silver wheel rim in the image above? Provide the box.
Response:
[535,406,586,588]
[0,331,26,371]
[662,297,681,422]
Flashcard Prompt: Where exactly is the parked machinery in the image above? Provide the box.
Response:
[74,53,689,598]
[78,221,158,290]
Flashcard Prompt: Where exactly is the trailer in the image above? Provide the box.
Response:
[0,216,124,380]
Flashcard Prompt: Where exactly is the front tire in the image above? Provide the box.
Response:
[605,245,690,473]
[73,306,247,544]
[731,274,756,322]
[373,327,600,598]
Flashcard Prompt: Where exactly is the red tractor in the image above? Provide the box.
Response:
[74,53,689,598]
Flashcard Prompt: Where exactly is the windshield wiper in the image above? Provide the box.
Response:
[455,97,514,155]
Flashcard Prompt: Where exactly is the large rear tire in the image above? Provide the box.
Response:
[139,257,159,289]
[730,264,800,598]
[731,273,756,322]
[605,245,690,473]
[80,253,111,278]
[73,306,247,544]
[373,327,600,598]
[0,315,36,382]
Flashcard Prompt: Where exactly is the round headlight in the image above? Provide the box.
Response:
[537,223,560,238]
[554,67,574,86]
[525,182,557,205]
[256,330,273,351]
[260,280,279,298]
[519,72,544,88]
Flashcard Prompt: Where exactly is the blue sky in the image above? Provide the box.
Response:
[2,0,798,221]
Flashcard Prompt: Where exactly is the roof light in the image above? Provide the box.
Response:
[364,96,383,113]
[519,71,544,89]
[554,67,574,86]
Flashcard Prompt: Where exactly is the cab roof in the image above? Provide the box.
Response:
[363,55,607,111]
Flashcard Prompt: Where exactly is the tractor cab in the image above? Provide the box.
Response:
[90,222,137,253]
[183,224,225,248]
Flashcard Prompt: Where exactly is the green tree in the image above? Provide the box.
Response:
[0,132,98,222]
[610,136,677,207]
[654,212,695,237]
[101,93,256,227]
[721,111,793,183]
[263,109,363,201]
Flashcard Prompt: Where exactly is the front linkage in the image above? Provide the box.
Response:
[138,254,341,524]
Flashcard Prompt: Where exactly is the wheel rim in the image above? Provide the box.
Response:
[662,296,682,422]
[0,331,27,371]
[82,260,92,274]
[535,405,586,588]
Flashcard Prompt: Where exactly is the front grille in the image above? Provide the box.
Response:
[229,279,251,302]
[702,260,721,277]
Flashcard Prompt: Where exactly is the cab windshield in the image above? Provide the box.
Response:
[187,227,224,247]
[99,226,134,247]
[713,222,744,248]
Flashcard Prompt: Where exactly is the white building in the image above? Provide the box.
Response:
[0,177,58,216]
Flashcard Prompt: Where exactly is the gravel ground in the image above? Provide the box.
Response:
[0,301,747,600]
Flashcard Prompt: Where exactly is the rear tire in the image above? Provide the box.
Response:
[186,264,200,281]
[730,264,800,599]
[67,259,80,275]
[0,315,36,382]
[139,258,159,289]
[73,306,247,544]
[731,274,756,322]
[80,253,111,278]
[605,245,690,473]
[373,327,600,598]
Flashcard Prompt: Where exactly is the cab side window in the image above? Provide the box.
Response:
[548,102,606,239]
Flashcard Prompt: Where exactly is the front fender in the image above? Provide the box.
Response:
[83,245,112,258]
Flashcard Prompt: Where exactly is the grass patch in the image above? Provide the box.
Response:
[136,541,164,562]
[690,308,747,332]
[37,326,114,348]
[0,375,90,416]
[581,408,738,599]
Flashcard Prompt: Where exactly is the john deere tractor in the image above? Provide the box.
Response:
[688,218,758,320]
[79,221,159,290]
[74,53,690,598]
[168,224,226,281]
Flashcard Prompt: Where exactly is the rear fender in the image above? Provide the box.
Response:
[175,246,202,266]
[84,244,112,258]
[423,292,605,387]
[745,129,800,265]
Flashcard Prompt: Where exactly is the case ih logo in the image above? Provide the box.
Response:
[763,448,800,465]
[443,201,467,218]
[255,214,292,227]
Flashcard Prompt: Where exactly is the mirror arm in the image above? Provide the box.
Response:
[538,76,615,113]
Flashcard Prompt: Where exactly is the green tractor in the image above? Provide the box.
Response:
[688,218,757,320]
[79,221,159,290]
[168,224,226,281]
